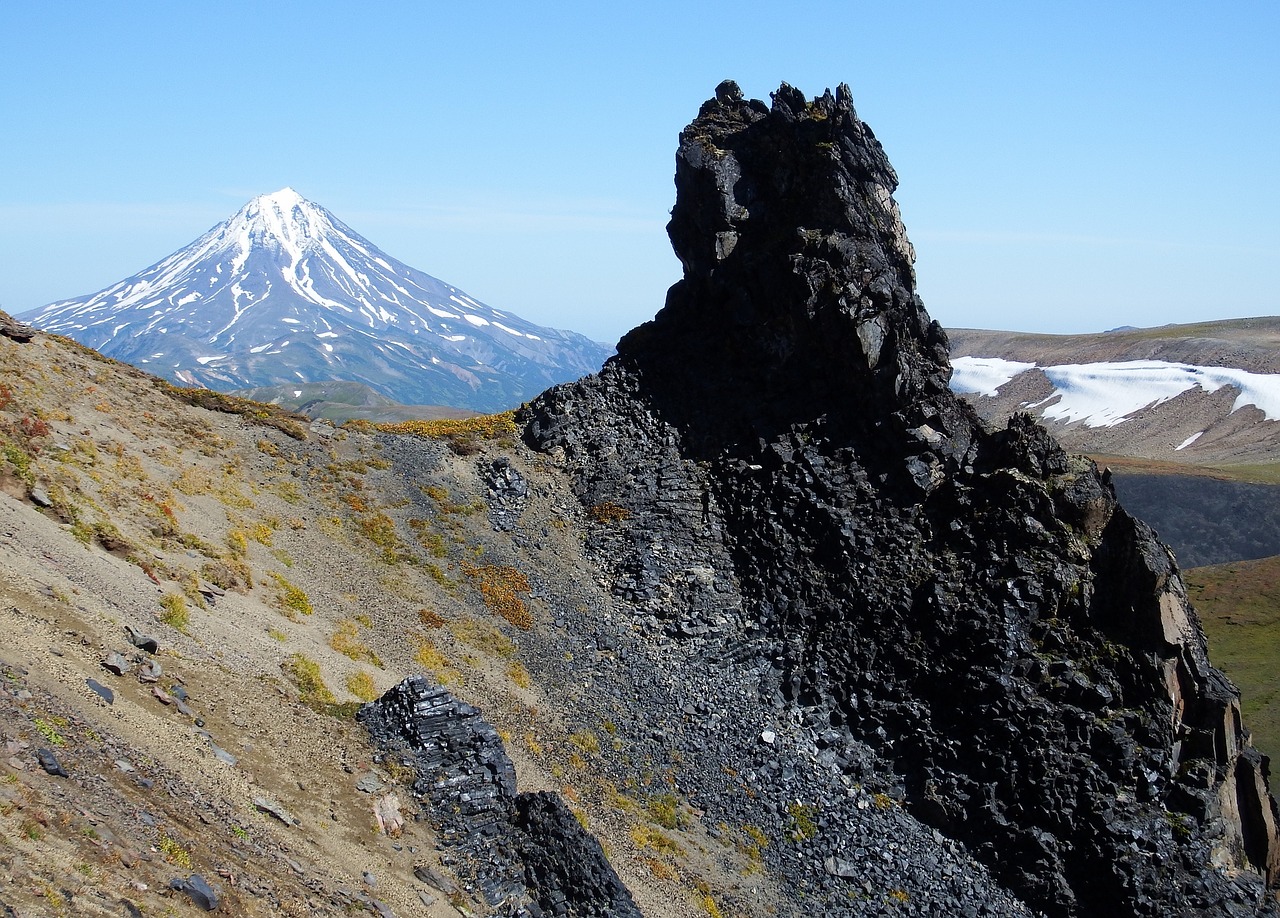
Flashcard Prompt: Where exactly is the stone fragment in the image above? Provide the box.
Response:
[824,856,858,878]
[169,875,219,911]
[253,796,296,825]
[355,773,385,793]
[86,678,115,704]
[125,625,160,654]
[102,652,131,676]
[36,747,68,777]
[373,793,404,837]
[137,660,162,683]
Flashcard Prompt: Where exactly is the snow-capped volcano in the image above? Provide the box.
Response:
[22,188,613,411]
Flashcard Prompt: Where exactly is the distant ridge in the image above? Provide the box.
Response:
[231,380,475,424]
[22,188,613,411]
[949,317,1280,465]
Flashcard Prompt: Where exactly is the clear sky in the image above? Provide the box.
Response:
[1,1,1276,344]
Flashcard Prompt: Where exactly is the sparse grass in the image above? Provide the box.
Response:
[698,895,724,918]
[159,593,190,632]
[32,716,67,746]
[330,619,383,667]
[281,653,336,708]
[158,835,193,870]
[630,823,685,857]
[569,730,600,756]
[376,411,517,455]
[739,823,768,863]
[787,800,818,841]
[249,519,277,546]
[451,618,516,658]
[414,639,460,685]
[1,438,35,486]
[588,501,631,524]
[227,529,249,558]
[346,671,379,702]
[1186,555,1280,758]
[506,662,531,689]
[418,607,446,629]
[270,572,313,618]
[646,792,685,830]
[159,383,308,440]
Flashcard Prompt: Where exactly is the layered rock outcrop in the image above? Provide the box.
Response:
[359,677,641,918]
[522,82,1280,916]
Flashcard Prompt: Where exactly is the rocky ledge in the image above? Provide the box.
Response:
[358,676,641,918]
[521,82,1280,917]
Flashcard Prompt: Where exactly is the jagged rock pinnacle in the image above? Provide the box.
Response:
[525,83,1280,917]
[617,82,951,452]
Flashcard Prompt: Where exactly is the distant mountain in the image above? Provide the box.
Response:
[232,380,475,424]
[21,188,613,412]
[949,318,1280,465]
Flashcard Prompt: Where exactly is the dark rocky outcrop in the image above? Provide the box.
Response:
[521,82,1280,916]
[0,310,35,343]
[358,676,641,918]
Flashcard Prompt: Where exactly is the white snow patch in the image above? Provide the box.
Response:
[439,334,467,342]
[293,390,302,398]
[427,305,459,319]
[323,343,333,352]
[949,357,1037,397]
[462,314,490,327]
[315,331,339,338]
[177,292,202,305]
[281,317,300,324]
[493,322,527,338]
[953,358,1280,428]
[195,355,227,365]
[249,343,272,354]
[1036,361,1280,427]
[1175,432,1203,451]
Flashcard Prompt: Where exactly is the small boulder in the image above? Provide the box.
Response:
[169,875,219,911]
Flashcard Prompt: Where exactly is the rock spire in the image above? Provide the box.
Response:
[522,82,1280,916]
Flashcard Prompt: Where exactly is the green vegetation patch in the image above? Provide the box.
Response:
[375,411,517,455]
[159,383,309,440]
[270,572,313,618]
[1186,555,1280,758]
[281,653,336,708]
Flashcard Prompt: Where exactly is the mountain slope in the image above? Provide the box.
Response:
[3,81,1279,918]
[21,188,612,412]
[949,320,1280,465]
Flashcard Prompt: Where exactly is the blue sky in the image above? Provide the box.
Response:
[1,2,1276,344]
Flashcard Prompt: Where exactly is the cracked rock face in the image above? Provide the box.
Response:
[522,82,1280,917]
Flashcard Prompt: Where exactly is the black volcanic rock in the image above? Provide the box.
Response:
[358,676,641,918]
[522,83,1280,917]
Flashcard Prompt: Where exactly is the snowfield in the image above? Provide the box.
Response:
[951,356,1280,427]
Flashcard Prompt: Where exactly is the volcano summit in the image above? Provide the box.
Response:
[23,188,612,411]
